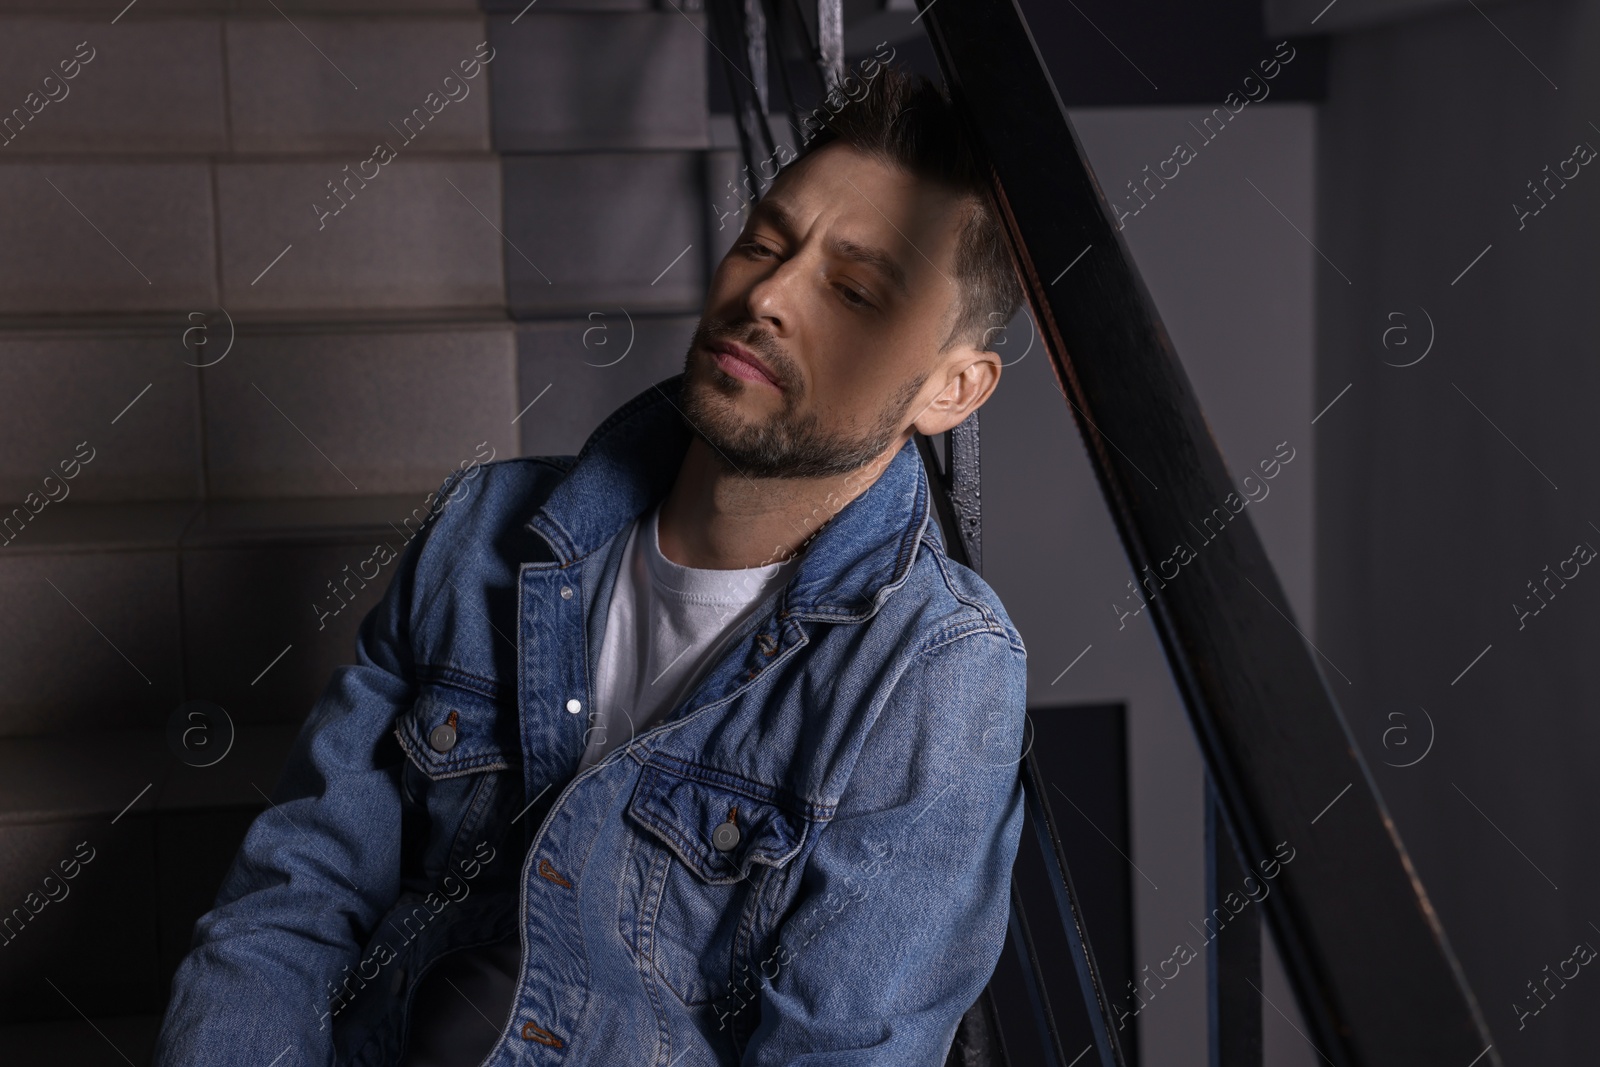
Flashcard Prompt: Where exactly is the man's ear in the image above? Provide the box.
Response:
[910,346,1002,438]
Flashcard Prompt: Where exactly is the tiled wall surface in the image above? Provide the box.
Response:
[0,1,718,1032]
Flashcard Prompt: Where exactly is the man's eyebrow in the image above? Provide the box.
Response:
[750,198,912,299]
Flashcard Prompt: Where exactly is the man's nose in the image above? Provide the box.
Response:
[744,255,805,334]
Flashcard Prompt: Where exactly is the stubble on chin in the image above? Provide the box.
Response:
[678,363,794,476]
[677,333,927,479]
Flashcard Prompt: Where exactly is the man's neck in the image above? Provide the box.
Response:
[656,434,907,570]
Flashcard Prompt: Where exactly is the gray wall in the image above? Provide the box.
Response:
[988,0,1600,1063]
[1309,0,1600,1063]
[982,102,1319,1067]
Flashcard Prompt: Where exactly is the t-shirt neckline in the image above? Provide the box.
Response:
[641,502,800,604]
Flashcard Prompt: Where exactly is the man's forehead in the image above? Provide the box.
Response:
[767,147,966,231]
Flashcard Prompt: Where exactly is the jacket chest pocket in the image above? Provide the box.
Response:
[623,758,812,1006]
[394,681,523,890]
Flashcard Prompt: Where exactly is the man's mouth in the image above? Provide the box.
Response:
[707,339,783,392]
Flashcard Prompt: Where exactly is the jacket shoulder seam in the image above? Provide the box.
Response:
[914,615,1017,659]
[921,542,1025,654]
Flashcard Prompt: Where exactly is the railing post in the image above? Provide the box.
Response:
[1206,776,1263,1067]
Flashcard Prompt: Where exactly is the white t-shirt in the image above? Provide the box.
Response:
[578,501,800,773]
[397,503,801,1066]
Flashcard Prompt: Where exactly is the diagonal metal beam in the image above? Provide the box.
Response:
[914,1,1501,1064]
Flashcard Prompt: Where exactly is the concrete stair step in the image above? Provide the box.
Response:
[0,721,301,827]
[0,723,300,1024]
[0,495,434,739]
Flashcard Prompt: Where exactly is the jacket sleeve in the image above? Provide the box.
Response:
[151,469,468,1066]
[739,624,1029,1066]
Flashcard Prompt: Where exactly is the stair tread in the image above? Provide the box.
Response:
[2,494,435,554]
[184,493,434,546]
[0,500,199,554]
[0,721,302,826]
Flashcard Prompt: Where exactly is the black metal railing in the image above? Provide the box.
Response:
[705,1,1502,1063]
[702,2,1136,1062]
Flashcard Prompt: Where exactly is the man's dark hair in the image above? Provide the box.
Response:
[773,63,1025,354]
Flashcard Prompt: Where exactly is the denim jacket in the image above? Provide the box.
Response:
[153,373,1029,1067]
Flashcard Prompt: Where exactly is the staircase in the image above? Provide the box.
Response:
[0,1,731,1059]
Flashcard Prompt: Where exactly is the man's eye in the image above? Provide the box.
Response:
[741,241,776,258]
[836,284,872,309]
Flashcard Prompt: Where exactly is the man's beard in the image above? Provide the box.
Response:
[679,317,928,480]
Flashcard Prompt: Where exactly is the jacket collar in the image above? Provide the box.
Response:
[525,373,937,621]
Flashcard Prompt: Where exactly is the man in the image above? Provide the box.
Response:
[155,63,1029,1066]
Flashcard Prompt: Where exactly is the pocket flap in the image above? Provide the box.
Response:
[627,757,810,886]
[395,682,520,781]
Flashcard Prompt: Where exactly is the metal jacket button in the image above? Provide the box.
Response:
[522,1020,563,1047]
[429,710,459,753]
[712,807,741,851]
[566,698,582,714]
[560,585,573,599]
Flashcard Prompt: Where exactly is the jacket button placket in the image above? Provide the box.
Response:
[518,562,591,807]
[511,562,592,1059]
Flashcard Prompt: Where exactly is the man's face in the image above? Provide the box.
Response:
[680,142,983,479]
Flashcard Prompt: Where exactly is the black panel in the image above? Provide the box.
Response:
[990,703,1136,1067]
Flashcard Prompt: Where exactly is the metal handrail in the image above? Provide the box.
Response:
[706,1,1133,1060]
[917,0,1502,1063]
